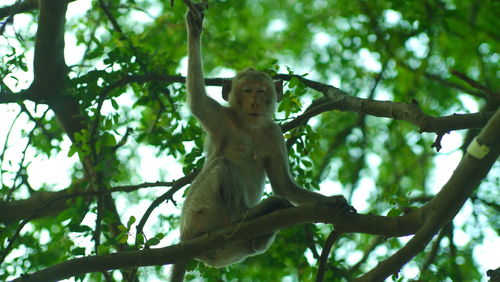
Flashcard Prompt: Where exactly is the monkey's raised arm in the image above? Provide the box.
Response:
[185,3,227,133]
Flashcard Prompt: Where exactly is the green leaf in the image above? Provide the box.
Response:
[68,145,77,157]
[387,208,402,217]
[101,133,116,147]
[127,216,136,229]
[146,238,160,246]
[302,159,313,168]
[97,245,110,255]
[95,140,101,154]
[104,118,113,130]
[68,224,92,233]
[117,232,128,244]
[186,260,198,271]
[71,247,86,256]
[289,77,299,88]
[111,98,119,110]
[136,233,145,246]
[56,209,75,222]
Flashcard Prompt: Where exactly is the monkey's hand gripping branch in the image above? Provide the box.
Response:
[185,0,207,38]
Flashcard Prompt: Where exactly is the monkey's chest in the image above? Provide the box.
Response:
[223,138,268,166]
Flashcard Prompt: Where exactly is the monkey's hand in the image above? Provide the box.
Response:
[185,0,207,38]
[320,195,357,215]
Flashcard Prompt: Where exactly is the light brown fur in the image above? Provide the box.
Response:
[171,3,350,281]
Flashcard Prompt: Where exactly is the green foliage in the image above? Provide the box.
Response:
[1,0,498,281]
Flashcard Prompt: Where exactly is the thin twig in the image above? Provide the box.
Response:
[0,107,22,186]
[451,70,500,101]
[135,170,199,247]
[315,230,343,282]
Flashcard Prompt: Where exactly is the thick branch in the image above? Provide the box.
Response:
[0,90,34,104]
[276,74,494,133]
[0,0,37,21]
[31,0,67,100]
[29,3,124,258]
[29,1,89,143]
[0,175,195,224]
[355,108,500,281]
[0,0,77,21]
[14,205,424,281]
[0,188,72,225]
[99,73,493,135]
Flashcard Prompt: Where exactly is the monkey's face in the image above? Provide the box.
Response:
[230,78,276,126]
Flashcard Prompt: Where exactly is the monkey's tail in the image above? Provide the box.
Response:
[170,261,187,282]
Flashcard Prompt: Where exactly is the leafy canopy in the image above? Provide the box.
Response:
[0,0,498,281]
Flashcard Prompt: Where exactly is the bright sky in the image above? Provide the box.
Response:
[0,1,498,281]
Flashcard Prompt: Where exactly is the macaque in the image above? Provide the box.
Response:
[171,2,353,281]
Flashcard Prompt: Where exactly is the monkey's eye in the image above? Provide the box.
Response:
[257,87,267,93]
[242,87,252,93]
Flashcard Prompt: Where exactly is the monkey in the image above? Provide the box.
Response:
[170,2,354,281]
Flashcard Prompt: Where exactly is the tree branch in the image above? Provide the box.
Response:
[451,70,500,101]
[97,0,146,70]
[316,229,343,282]
[0,0,38,24]
[0,0,76,21]
[0,173,197,225]
[354,108,500,281]
[419,224,448,273]
[277,74,494,135]
[31,0,67,100]
[100,73,493,135]
[350,236,385,273]
[135,170,199,244]
[0,89,33,104]
[13,204,424,281]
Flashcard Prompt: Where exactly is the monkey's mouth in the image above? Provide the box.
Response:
[248,113,262,116]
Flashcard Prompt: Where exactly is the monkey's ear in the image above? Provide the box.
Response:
[222,79,232,101]
[274,80,283,101]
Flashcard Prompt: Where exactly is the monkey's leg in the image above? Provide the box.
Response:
[184,197,292,266]
[245,196,293,220]
[243,196,293,253]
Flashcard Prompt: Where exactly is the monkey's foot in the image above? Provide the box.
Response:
[322,195,357,214]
